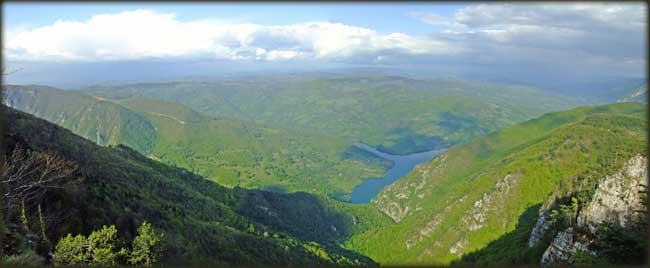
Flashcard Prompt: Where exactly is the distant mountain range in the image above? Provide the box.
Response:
[79,74,583,155]
[4,75,584,197]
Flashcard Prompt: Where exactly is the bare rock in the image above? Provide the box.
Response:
[528,211,550,247]
[541,228,575,266]
[577,154,647,232]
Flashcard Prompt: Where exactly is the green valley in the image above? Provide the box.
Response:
[4,85,388,197]
[82,74,583,155]
[1,105,382,266]
[2,3,646,267]
[2,81,646,268]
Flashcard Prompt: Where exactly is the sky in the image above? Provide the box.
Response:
[2,2,647,92]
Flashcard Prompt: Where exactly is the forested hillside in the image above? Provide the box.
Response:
[2,88,646,267]
[346,102,647,265]
[4,85,388,197]
[82,74,582,155]
[0,105,381,266]
[2,2,645,267]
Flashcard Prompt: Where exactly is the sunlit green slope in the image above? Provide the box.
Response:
[345,102,647,265]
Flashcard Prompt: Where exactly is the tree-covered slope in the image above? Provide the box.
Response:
[345,102,647,265]
[2,105,378,265]
[82,74,582,155]
[4,85,388,197]
[4,85,158,154]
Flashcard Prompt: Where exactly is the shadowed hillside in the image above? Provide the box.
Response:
[1,105,378,266]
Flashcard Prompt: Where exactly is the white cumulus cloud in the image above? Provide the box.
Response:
[5,9,457,62]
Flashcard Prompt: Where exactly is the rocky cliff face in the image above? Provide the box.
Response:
[528,211,550,247]
[540,154,648,266]
[373,154,449,222]
[577,154,648,231]
[541,228,577,266]
[540,226,599,266]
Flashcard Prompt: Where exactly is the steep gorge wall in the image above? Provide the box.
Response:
[532,154,648,266]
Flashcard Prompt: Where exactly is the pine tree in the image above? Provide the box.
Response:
[129,221,162,266]
[53,234,89,265]
[53,225,127,266]
[88,225,120,266]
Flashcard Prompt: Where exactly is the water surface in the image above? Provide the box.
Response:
[347,143,446,204]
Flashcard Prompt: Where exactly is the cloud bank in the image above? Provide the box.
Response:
[5,9,457,62]
[3,3,646,91]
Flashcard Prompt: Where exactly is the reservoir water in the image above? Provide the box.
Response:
[347,143,446,204]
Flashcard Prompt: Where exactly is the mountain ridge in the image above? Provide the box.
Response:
[345,102,647,265]
[2,105,380,265]
[80,74,583,155]
[4,84,389,197]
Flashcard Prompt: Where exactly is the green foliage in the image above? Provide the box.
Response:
[87,225,121,266]
[342,145,394,170]
[53,234,90,265]
[4,85,158,155]
[82,75,582,155]
[4,85,388,197]
[454,205,550,265]
[2,250,45,267]
[8,78,643,266]
[596,224,647,264]
[246,224,256,234]
[53,225,124,266]
[547,196,581,231]
[129,221,162,266]
[4,106,376,266]
[347,102,647,265]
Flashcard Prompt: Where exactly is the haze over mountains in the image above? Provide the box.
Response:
[5,66,645,104]
[79,74,584,154]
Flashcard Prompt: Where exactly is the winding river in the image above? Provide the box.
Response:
[347,143,446,204]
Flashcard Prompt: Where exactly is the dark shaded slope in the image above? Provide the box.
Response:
[2,106,375,265]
